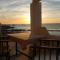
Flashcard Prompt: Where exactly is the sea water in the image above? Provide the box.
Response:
[12,23,60,36]
[42,23,60,36]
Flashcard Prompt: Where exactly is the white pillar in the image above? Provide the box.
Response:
[30,0,41,36]
[30,0,49,37]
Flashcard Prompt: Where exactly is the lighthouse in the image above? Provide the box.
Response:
[30,0,49,37]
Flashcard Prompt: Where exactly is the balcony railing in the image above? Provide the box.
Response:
[28,39,60,60]
[0,35,33,60]
[0,35,21,60]
[0,30,60,60]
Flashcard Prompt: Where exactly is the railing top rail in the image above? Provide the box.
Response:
[30,46,60,49]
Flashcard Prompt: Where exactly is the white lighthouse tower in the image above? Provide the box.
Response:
[30,0,49,38]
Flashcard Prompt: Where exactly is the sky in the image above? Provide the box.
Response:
[0,0,60,24]
[42,0,60,23]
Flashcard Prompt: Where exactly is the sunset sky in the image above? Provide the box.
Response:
[0,0,60,24]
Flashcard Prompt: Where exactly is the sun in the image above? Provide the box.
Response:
[24,13,30,24]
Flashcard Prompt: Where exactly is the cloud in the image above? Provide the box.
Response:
[0,0,60,24]
[42,0,60,19]
[0,0,31,22]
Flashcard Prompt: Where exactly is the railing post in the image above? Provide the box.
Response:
[38,40,41,60]
[38,47,40,60]
[28,44,36,60]
[16,42,17,56]
[7,41,10,60]
[1,41,3,59]
[49,48,51,60]
[56,41,59,60]
[44,48,46,60]
[6,41,8,60]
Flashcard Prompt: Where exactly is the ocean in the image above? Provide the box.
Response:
[42,23,60,36]
[10,23,60,36]
[43,23,60,30]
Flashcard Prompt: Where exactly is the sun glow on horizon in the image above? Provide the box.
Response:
[23,13,30,24]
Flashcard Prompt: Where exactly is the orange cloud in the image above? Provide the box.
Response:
[42,18,60,24]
